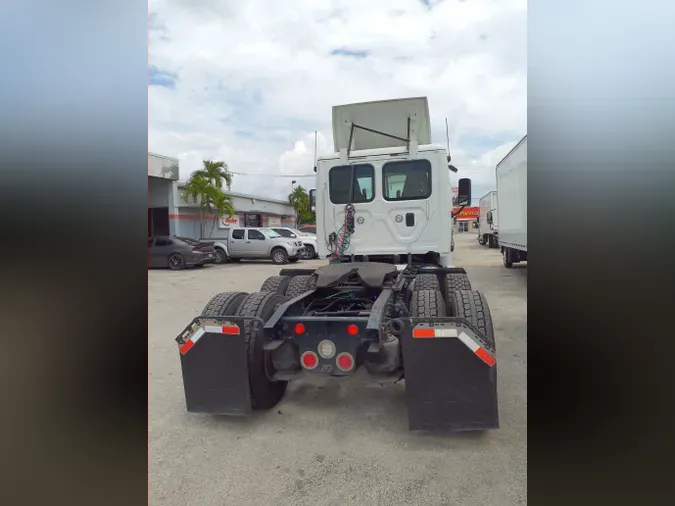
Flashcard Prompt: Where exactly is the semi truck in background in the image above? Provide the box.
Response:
[477,190,499,248]
[496,134,527,268]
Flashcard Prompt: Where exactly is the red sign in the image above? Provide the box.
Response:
[452,206,479,219]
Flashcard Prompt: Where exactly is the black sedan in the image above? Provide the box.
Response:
[148,236,217,270]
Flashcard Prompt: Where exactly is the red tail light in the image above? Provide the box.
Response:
[294,323,305,335]
[301,351,318,370]
[336,352,354,372]
[347,324,359,336]
[192,247,204,252]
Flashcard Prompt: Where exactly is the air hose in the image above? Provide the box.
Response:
[329,203,356,264]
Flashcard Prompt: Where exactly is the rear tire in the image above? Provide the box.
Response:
[503,248,513,268]
[478,235,486,245]
[410,289,446,317]
[414,273,440,292]
[235,292,289,409]
[304,245,315,259]
[201,291,249,316]
[259,275,292,295]
[448,290,495,348]
[444,273,472,308]
[285,275,314,299]
[214,248,227,264]
[271,248,289,265]
[168,253,185,270]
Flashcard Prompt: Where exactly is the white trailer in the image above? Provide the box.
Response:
[496,135,527,268]
[477,191,499,248]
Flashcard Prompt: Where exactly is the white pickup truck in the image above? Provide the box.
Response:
[271,227,319,259]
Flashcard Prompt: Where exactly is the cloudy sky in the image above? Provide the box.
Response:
[148,0,526,203]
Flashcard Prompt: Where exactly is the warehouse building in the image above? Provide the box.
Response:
[148,152,296,239]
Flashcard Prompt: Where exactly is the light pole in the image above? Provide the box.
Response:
[291,180,297,227]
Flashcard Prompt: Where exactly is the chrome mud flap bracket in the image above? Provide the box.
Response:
[175,316,264,416]
[392,317,499,432]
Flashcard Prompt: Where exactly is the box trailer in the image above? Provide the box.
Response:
[496,135,527,268]
[478,191,499,248]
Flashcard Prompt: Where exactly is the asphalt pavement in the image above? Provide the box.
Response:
[149,232,527,506]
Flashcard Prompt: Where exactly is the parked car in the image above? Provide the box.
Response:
[272,227,319,259]
[298,224,316,234]
[148,236,217,270]
[226,227,304,264]
[198,232,230,264]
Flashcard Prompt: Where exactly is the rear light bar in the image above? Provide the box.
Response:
[292,322,360,337]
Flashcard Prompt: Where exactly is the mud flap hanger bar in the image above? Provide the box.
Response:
[176,316,265,355]
[388,317,496,367]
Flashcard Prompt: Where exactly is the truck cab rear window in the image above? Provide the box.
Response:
[383,159,432,201]
[329,164,374,204]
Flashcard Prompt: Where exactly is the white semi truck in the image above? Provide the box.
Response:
[175,97,499,432]
[477,190,499,248]
[496,135,527,268]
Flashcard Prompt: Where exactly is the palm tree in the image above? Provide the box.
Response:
[196,160,232,190]
[207,188,236,236]
[182,169,236,237]
[288,185,310,227]
[182,172,212,237]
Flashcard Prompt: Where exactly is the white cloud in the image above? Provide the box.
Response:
[149,0,526,200]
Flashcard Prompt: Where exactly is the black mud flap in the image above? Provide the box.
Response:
[175,316,263,416]
[396,317,499,432]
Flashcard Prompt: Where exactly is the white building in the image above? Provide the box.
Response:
[148,152,296,238]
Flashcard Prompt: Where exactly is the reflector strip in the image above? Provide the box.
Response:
[412,327,458,338]
[436,328,458,338]
[475,347,497,367]
[457,331,479,352]
[180,340,195,355]
[204,325,240,335]
[412,326,496,367]
[459,331,496,367]
[190,327,206,344]
[412,328,435,338]
[179,324,241,355]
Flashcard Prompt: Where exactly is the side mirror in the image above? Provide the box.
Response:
[309,189,316,213]
[458,178,471,206]
[487,211,493,225]
[290,234,296,238]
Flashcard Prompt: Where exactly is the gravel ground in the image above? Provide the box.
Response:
[149,233,527,506]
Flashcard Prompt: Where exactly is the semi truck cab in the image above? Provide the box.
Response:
[309,97,467,267]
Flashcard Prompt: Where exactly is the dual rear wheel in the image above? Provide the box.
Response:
[200,290,289,409]
[411,273,494,347]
